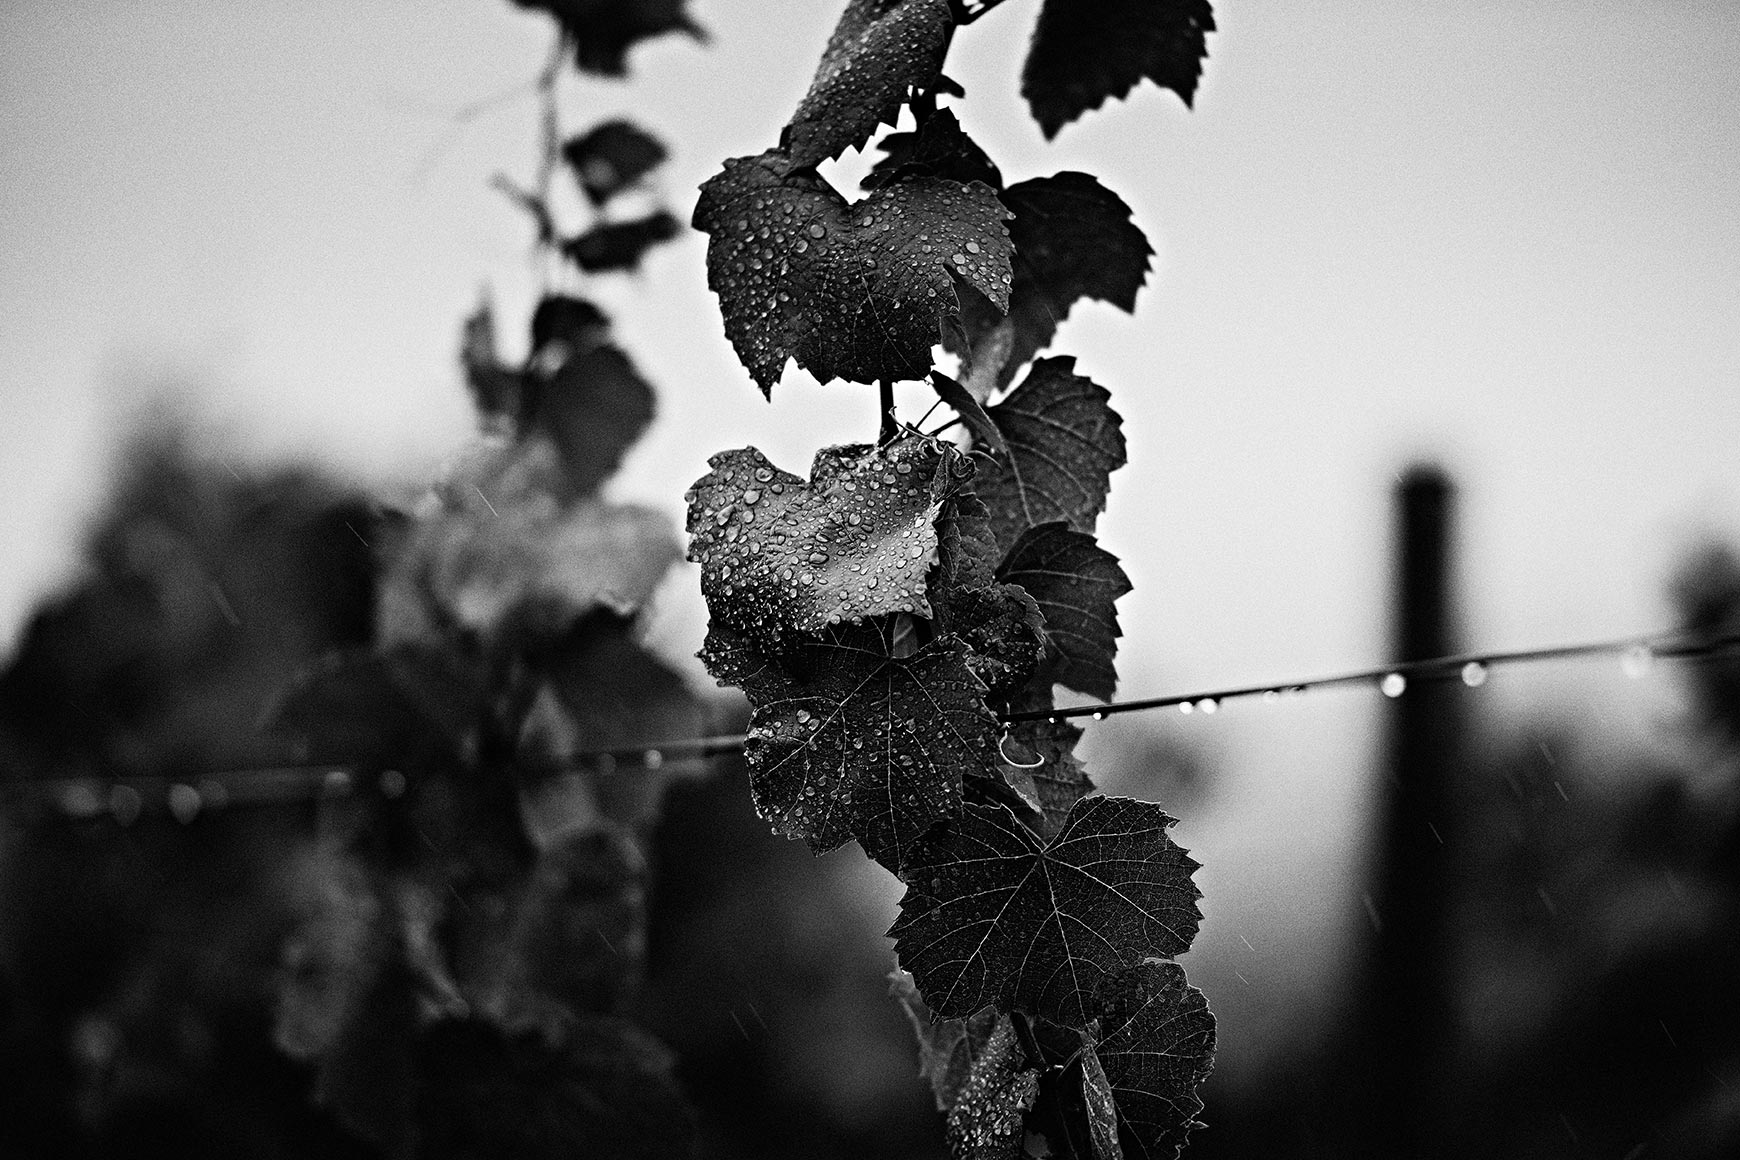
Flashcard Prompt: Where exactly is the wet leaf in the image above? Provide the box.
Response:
[511,0,706,77]
[864,108,1003,192]
[561,211,682,273]
[1081,1042,1126,1160]
[1001,715,1094,841]
[563,119,669,205]
[699,619,1000,870]
[692,152,1012,392]
[1093,962,1216,1160]
[997,523,1131,701]
[685,437,966,650]
[976,357,1126,549]
[954,173,1152,391]
[945,1016,1038,1159]
[889,797,1202,1027]
[889,969,1007,1114]
[1022,0,1215,138]
[784,0,955,169]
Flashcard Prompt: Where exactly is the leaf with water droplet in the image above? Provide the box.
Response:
[1000,715,1094,840]
[888,969,1008,1114]
[686,436,966,650]
[997,523,1132,700]
[932,490,1046,700]
[692,152,1012,392]
[889,797,1202,1028]
[561,210,682,273]
[698,618,1000,870]
[975,357,1126,549]
[864,108,1003,192]
[1021,0,1215,138]
[1090,961,1216,1160]
[784,0,955,169]
[950,173,1153,391]
[945,1017,1038,1158]
[563,119,668,205]
[509,0,706,77]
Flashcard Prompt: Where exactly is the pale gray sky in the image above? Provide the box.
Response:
[4,0,1739,1077]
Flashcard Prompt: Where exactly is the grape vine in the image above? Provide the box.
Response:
[687,1,1219,1156]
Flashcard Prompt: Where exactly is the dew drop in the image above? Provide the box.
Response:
[1381,672,1408,698]
[1621,643,1654,679]
[1460,661,1488,687]
[1198,698,1219,714]
[1178,702,1194,715]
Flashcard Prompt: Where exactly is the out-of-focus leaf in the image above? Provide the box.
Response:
[1092,962,1216,1160]
[784,0,955,169]
[510,0,706,77]
[534,344,656,498]
[997,523,1131,701]
[269,644,487,771]
[563,120,669,205]
[1021,0,1215,138]
[685,438,965,649]
[561,211,682,273]
[530,295,611,362]
[699,618,999,870]
[890,797,1202,1027]
[462,298,525,428]
[976,357,1126,550]
[693,152,1011,392]
[864,108,1003,192]
[953,174,1152,391]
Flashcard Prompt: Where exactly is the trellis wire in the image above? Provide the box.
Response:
[5,628,1739,822]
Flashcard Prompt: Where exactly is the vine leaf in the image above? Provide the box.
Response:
[462,298,525,427]
[946,1016,1039,1159]
[889,797,1202,1027]
[932,491,1047,700]
[562,211,682,273]
[1021,0,1215,138]
[563,120,668,205]
[784,0,955,169]
[864,108,1003,192]
[1092,962,1216,1160]
[531,295,612,361]
[888,969,1006,1113]
[692,152,1012,392]
[1080,1043,1126,1160]
[699,619,999,870]
[686,438,966,649]
[928,371,1005,455]
[954,173,1152,391]
[511,0,706,77]
[976,357,1126,550]
[997,523,1132,700]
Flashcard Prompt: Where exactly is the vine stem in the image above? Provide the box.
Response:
[879,379,898,444]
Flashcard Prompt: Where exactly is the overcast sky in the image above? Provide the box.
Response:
[5,0,1738,1076]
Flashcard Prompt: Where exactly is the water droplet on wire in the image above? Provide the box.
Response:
[1460,661,1488,687]
[1621,643,1654,679]
[1380,672,1407,698]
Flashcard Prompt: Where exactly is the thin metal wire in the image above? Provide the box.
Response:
[5,630,1739,818]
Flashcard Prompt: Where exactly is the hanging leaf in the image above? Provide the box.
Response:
[890,797,1201,1027]
[562,211,683,274]
[462,298,525,428]
[692,152,1012,392]
[888,969,1008,1114]
[784,0,955,169]
[997,523,1132,700]
[510,0,706,77]
[864,108,1003,192]
[685,438,967,649]
[976,357,1126,549]
[563,120,669,205]
[932,491,1047,700]
[1092,962,1216,1160]
[953,173,1152,391]
[1080,1042,1127,1160]
[530,295,612,362]
[534,344,656,497]
[1021,0,1215,138]
[928,371,1006,455]
[699,619,1000,870]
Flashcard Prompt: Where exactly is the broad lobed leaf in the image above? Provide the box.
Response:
[692,151,1011,391]
[686,437,967,648]
[997,522,1132,701]
[890,797,1202,1028]
[700,619,1000,869]
[1092,962,1216,1160]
